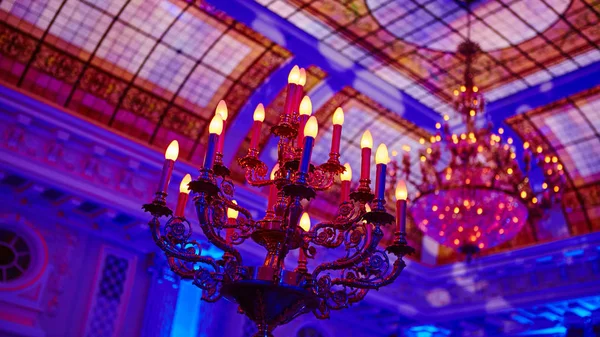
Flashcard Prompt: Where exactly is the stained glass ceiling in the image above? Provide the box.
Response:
[256,0,600,115]
[0,0,290,163]
[0,0,599,265]
[507,84,600,237]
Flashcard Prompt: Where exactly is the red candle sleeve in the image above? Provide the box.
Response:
[293,86,304,114]
[250,120,262,150]
[216,120,227,154]
[340,180,350,203]
[296,115,309,147]
[175,192,189,217]
[225,224,235,245]
[284,84,297,115]
[267,184,278,211]
[360,147,371,180]
[331,124,342,154]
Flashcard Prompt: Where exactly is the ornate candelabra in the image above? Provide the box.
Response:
[143,66,413,336]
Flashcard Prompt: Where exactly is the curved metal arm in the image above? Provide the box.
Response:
[244,161,271,186]
[221,196,254,222]
[166,256,219,279]
[321,285,370,314]
[307,168,335,191]
[348,288,369,304]
[148,217,219,265]
[331,255,407,290]
[193,268,224,303]
[312,224,383,280]
[308,202,363,249]
[195,195,243,263]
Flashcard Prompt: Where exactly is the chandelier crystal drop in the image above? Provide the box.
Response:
[395,37,566,260]
[142,66,414,337]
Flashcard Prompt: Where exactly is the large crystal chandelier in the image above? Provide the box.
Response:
[142,66,414,336]
[396,9,566,260]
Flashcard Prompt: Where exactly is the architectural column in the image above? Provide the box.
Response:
[140,253,180,337]
[171,279,202,337]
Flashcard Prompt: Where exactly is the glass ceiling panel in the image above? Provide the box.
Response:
[0,0,291,164]
[255,0,600,113]
[559,138,600,183]
[506,84,600,236]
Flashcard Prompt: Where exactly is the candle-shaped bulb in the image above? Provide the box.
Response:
[375,143,390,164]
[365,204,371,212]
[361,130,373,149]
[165,140,179,160]
[227,200,239,219]
[298,68,307,86]
[304,116,318,138]
[299,96,312,116]
[209,114,224,135]
[341,163,352,181]
[299,212,311,231]
[215,100,228,121]
[332,107,344,125]
[179,174,192,194]
[270,163,279,180]
[288,65,300,84]
[395,180,408,200]
[253,103,265,122]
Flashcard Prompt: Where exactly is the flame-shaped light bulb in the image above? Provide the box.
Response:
[299,212,311,232]
[165,140,179,160]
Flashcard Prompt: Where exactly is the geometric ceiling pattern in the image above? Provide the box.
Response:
[0,0,599,266]
[0,0,291,163]
[507,84,600,238]
[257,0,600,114]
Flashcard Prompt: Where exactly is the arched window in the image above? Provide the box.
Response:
[0,228,31,282]
[0,216,48,291]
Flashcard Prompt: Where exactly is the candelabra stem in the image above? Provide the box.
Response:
[295,246,308,274]
[276,196,303,277]
[263,241,284,269]
[253,324,274,337]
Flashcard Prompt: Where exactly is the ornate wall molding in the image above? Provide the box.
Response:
[0,84,266,248]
